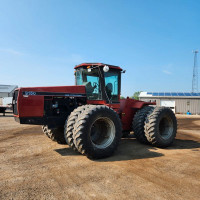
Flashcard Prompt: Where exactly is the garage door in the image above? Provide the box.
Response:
[160,100,175,113]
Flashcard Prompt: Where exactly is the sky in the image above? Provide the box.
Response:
[0,0,200,97]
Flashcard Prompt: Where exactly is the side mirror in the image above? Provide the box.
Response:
[103,65,109,72]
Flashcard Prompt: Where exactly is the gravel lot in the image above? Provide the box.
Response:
[0,114,200,200]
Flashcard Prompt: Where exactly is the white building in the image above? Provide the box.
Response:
[139,92,200,115]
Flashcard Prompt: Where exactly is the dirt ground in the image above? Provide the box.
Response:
[0,114,200,200]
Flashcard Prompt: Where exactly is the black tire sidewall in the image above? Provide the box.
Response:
[155,108,177,146]
[132,106,154,144]
[81,108,122,158]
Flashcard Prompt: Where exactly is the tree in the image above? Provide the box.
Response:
[132,91,142,100]
[120,96,125,99]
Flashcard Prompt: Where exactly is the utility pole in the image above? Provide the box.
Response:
[192,50,198,93]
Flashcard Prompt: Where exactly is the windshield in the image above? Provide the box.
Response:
[76,68,102,100]
[104,71,119,102]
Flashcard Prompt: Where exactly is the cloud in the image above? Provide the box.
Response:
[163,70,172,75]
[0,48,24,56]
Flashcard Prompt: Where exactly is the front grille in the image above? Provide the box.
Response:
[13,90,19,115]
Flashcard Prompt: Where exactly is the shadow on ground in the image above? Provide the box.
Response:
[54,138,164,161]
[168,139,200,150]
[54,137,200,162]
[54,148,80,156]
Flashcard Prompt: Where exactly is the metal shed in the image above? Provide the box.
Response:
[139,92,200,115]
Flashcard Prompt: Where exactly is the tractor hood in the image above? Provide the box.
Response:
[13,85,86,118]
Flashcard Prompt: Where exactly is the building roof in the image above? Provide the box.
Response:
[139,92,200,98]
[0,85,18,97]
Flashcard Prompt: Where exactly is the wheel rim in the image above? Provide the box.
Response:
[159,115,173,140]
[90,117,115,149]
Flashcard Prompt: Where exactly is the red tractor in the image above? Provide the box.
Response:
[13,63,177,159]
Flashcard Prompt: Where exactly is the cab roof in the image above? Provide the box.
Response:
[74,63,123,71]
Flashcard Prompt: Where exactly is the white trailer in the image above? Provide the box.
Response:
[0,85,18,115]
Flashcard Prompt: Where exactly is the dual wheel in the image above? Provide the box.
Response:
[42,105,177,159]
[64,105,122,159]
[41,105,122,159]
[133,106,177,147]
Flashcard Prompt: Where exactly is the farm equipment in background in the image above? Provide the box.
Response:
[0,106,7,116]
[13,63,177,159]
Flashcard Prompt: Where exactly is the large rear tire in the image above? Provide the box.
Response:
[144,107,177,147]
[132,106,154,144]
[42,126,66,144]
[73,105,122,159]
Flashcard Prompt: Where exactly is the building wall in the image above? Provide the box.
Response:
[0,98,3,105]
[175,99,200,114]
[139,97,200,115]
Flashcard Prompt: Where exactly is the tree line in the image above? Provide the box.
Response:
[120,91,141,100]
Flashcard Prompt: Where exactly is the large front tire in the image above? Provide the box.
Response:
[73,105,122,159]
[144,107,177,147]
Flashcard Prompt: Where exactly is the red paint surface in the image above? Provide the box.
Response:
[88,98,155,131]
[15,84,155,131]
[16,85,86,117]
[119,98,155,130]
[87,100,121,113]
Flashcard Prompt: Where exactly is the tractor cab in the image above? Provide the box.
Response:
[74,63,123,103]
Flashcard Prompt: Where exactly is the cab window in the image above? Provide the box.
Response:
[104,71,119,102]
[76,68,102,100]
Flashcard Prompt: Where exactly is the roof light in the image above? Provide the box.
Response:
[103,65,109,72]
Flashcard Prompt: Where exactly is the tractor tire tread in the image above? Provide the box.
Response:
[64,105,92,151]
[42,125,66,144]
[144,107,177,147]
[132,106,155,144]
[73,105,122,159]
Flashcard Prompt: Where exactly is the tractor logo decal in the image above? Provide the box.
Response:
[22,91,86,97]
